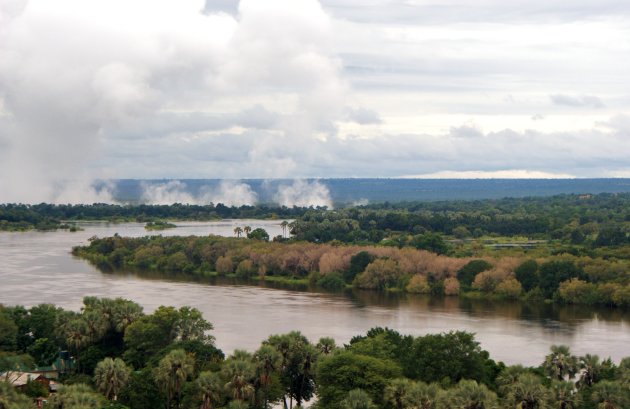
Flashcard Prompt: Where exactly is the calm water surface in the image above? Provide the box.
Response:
[1,220,629,366]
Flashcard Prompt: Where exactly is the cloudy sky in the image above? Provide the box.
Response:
[1,0,629,201]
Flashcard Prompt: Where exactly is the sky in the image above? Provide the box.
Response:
[0,0,629,202]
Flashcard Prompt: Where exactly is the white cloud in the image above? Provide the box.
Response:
[0,0,629,204]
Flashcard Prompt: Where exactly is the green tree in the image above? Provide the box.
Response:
[248,228,270,241]
[316,337,336,356]
[406,332,496,384]
[0,380,41,409]
[316,351,401,408]
[345,251,375,283]
[550,380,580,409]
[457,260,493,290]
[234,227,243,238]
[94,357,132,401]
[403,381,442,409]
[438,379,497,409]
[196,371,222,409]
[506,373,549,409]
[385,378,412,409]
[341,389,377,409]
[222,354,255,402]
[155,349,195,409]
[254,345,282,408]
[49,383,104,409]
[591,380,629,409]
[265,332,318,408]
[280,221,289,238]
[543,345,578,381]
[538,261,585,298]
[515,260,540,292]
[27,338,59,366]
[577,354,604,388]
[0,313,18,352]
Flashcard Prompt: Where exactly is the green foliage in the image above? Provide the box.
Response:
[515,259,540,292]
[0,380,33,409]
[538,260,586,298]
[0,312,17,352]
[341,389,377,409]
[345,251,374,283]
[317,272,346,291]
[316,351,402,408]
[27,338,59,366]
[406,331,498,385]
[118,368,163,409]
[20,378,49,398]
[457,259,493,289]
[247,228,270,241]
[411,233,449,255]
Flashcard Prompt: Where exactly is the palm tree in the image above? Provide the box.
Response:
[341,389,376,409]
[550,380,580,409]
[243,226,252,237]
[403,381,441,409]
[507,373,549,409]
[112,300,144,333]
[316,337,336,356]
[222,357,255,402]
[254,345,282,409]
[94,357,131,401]
[543,345,578,381]
[440,380,498,409]
[197,371,222,409]
[591,380,629,409]
[234,227,243,238]
[155,349,195,409]
[83,310,107,343]
[280,221,289,238]
[577,354,602,388]
[385,378,412,409]
[496,365,527,394]
[65,318,90,372]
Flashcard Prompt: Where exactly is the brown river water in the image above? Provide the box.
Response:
[1,220,629,366]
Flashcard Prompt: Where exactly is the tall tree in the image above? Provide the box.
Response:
[234,227,243,238]
[94,357,132,401]
[543,345,578,381]
[196,371,222,409]
[507,373,549,409]
[222,355,255,402]
[439,380,498,409]
[254,345,282,409]
[155,349,195,409]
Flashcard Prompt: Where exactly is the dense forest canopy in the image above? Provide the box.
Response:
[1,297,630,409]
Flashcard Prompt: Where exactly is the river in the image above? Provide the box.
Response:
[1,220,629,366]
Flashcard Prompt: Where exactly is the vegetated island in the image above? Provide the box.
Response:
[144,220,177,231]
[74,224,630,308]
[1,297,629,409]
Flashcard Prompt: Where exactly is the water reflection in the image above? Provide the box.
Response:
[1,222,630,366]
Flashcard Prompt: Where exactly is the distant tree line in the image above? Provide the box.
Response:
[0,203,313,231]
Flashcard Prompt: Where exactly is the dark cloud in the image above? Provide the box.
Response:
[202,0,239,15]
[550,94,605,108]
[345,107,381,124]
